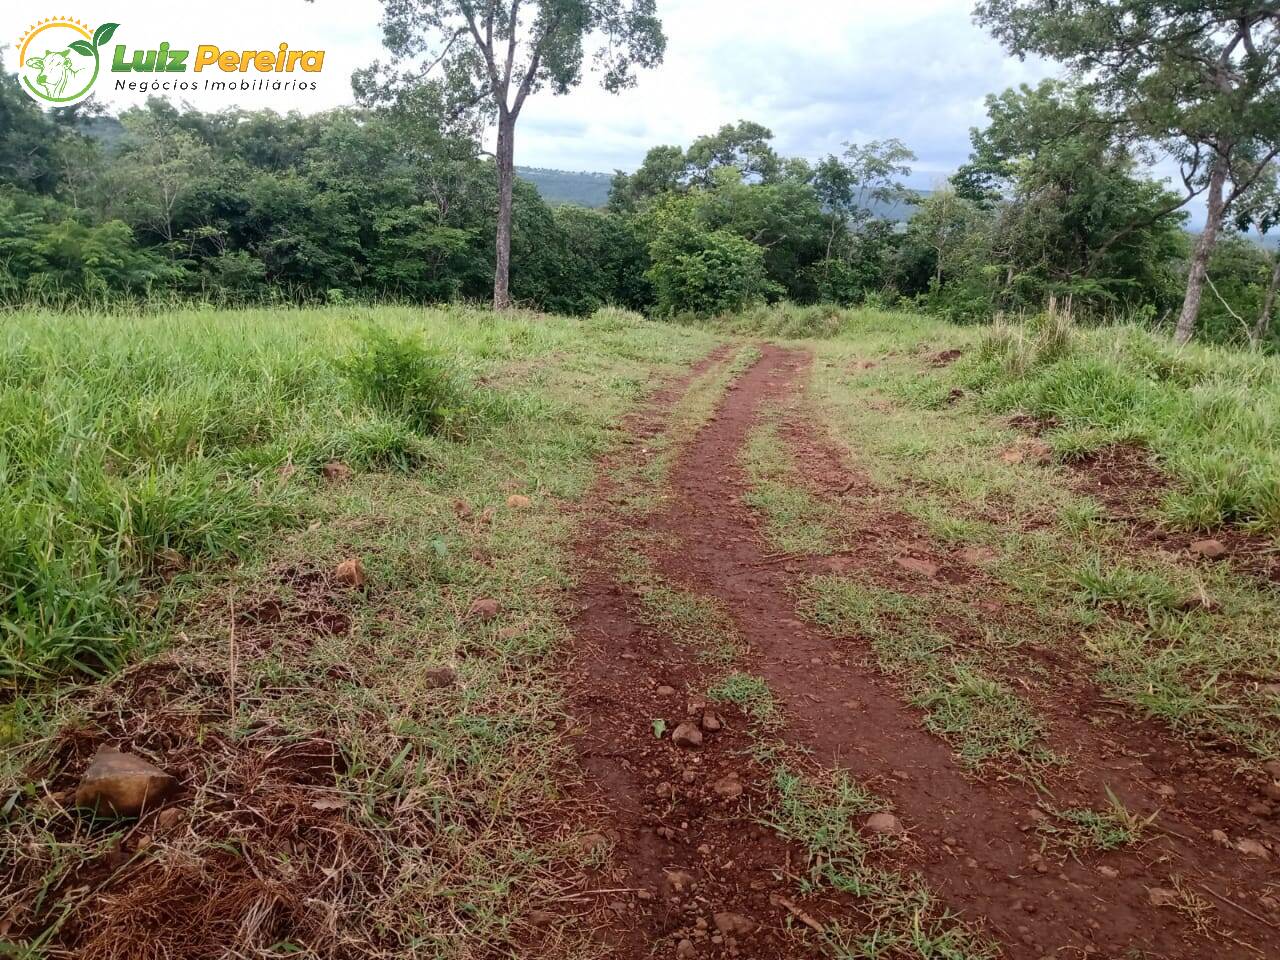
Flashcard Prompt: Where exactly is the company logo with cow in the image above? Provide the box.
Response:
[17,17,115,104]
[15,16,327,105]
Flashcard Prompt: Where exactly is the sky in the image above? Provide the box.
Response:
[3,0,1057,186]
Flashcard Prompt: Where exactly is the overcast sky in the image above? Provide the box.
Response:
[4,0,1060,184]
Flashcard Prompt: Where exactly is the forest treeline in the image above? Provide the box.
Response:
[1,72,1277,347]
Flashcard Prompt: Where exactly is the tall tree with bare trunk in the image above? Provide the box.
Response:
[974,1,1280,343]
[363,0,665,309]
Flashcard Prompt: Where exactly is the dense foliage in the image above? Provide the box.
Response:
[1,64,1276,347]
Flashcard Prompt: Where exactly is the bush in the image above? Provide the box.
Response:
[337,327,470,435]
[645,197,781,317]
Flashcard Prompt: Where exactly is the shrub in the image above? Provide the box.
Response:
[336,327,470,435]
[645,198,781,317]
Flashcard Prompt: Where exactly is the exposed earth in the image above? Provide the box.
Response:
[556,344,1280,959]
[7,331,1279,959]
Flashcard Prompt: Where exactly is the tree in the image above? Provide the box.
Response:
[105,108,214,249]
[1235,167,1280,345]
[908,185,985,288]
[644,191,781,317]
[952,81,1187,314]
[975,1,1280,342]
[607,143,686,212]
[685,121,781,185]
[364,0,666,308]
[812,139,916,258]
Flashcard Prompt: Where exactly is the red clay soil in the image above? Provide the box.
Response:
[776,405,1280,854]
[561,343,1280,959]
[557,348,840,960]
[1057,438,1278,586]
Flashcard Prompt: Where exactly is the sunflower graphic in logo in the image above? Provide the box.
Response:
[17,17,118,104]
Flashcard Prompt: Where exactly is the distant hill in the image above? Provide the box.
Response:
[517,165,930,219]
[517,167,614,207]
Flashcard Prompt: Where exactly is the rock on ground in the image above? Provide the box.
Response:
[75,746,177,817]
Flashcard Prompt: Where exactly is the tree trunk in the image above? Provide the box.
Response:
[493,112,516,310]
[1253,251,1280,346]
[1174,154,1230,345]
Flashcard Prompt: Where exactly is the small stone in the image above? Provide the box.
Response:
[1002,438,1053,465]
[712,775,743,800]
[1211,829,1231,848]
[1247,802,1273,816]
[960,546,999,567]
[1154,784,1176,799]
[662,869,696,896]
[529,908,557,926]
[424,666,457,689]
[1263,782,1280,802]
[577,832,610,857]
[657,685,677,696]
[1189,539,1228,559]
[334,558,367,588]
[75,747,177,818]
[865,812,904,836]
[1148,887,1179,908]
[154,807,182,831]
[677,940,696,959]
[895,556,940,578]
[1263,760,1280,779]
[1097,865,1119,879]
[468,598,501,621]
[1236,838,1270,859]
[672,722,703,749]
[701,711,722,732]
[507,494,531,509]
[713,912,756,937]
[322,460,353,481]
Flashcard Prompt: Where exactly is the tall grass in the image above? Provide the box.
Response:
[0,305,514,682]
[963,315,1280,531]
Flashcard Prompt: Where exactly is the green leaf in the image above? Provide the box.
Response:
[93,22,119,47]
[652,718,667,739]
[69,40,94,57]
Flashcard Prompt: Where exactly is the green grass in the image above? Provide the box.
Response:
[783,306,1280,758]
[796,576,1055,773]
[1039,788,1157,852]
[741,417,842,555]
[0,303,724,957]
[706,671,779,723]
[962,318,1280,533]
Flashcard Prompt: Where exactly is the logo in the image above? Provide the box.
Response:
[15,16,329,103]
[17,17,118,104]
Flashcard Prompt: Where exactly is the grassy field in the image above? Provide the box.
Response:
[783,308,1280,759]
[4,301,1278,959]
[0,303,721,956]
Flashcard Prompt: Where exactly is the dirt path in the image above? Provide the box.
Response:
[561,343,1280,959]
